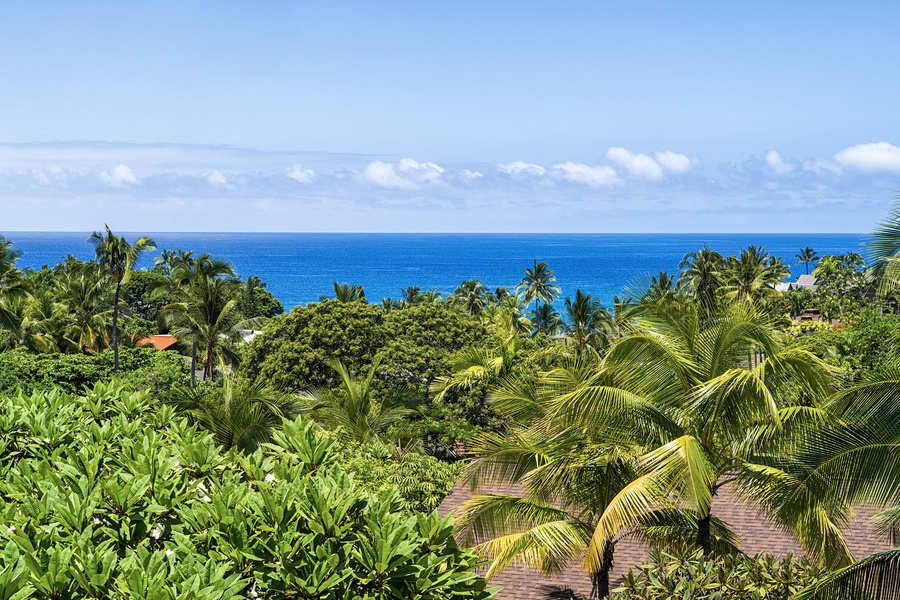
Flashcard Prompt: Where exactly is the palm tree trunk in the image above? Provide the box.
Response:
[112,283,120,371]
[696,512,712,555]
[190,339,198,388]
[590,539,615,598]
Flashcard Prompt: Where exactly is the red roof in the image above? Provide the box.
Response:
[136,335,179,350]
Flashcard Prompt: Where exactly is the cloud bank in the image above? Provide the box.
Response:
[0,141,897,232]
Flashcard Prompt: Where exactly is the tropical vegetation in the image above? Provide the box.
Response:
[2,209,900,599]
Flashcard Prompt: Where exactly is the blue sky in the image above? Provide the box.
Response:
[2,2,899,232]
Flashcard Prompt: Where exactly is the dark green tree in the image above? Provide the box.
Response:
[89,225,156,371]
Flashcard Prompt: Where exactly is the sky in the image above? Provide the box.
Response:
[1,2,899,233]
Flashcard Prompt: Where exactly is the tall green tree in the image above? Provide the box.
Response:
[796,246,820,275]
[161,253,262,383]
[517,260,562,314]
[89,225,156,371]
[567,300,847,568]
[0,236,28,334]
[563,290,613,356]
[451,279,490,316]
[720,245,790,302]
[679,245,724,316]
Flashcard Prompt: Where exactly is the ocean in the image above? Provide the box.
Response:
[1,232,867,310]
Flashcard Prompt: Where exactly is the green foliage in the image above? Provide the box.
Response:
[611,548,824,600]
[788,307,900,382]
[336,442,464,513]
[242,300,386,389]
[0,385,496,599]
[0,347,189,396]
[236,283,284,319]
[243,300,489,393]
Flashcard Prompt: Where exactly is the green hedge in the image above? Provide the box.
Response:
[0,384,494,599]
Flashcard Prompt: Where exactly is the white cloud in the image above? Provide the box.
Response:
[461,169,483,180]
[765,150,794,175]
[397,158,444,183]
[604,147,664,180]
[286,163,315,183]
[802,158,841,175]
[497,161,546,177]
[99,164,139,186]
[553,162,619,187]
[364,160,417,189]
[834,142,900,172]
[207,170,230,187]
[653,150,694,174]
[603,147,694,180]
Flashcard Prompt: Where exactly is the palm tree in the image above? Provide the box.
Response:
[0,236,28,333]
[532,302,564,336]
[450,279,489,316]
[679,245,724,316]
[431,311,524,402]
[787,364,900,598]
[300,356,416,444]
[58,262,112,353]
[720,245,790,302]
[168,374,299,454]
[796,247,820,275]
[517,260,562,314]
[566,300,848,567]
[89,225,156,371]
[563,290,613,356]
[327,282,366,303]
[161,254,262,384]
[456,360,737,598]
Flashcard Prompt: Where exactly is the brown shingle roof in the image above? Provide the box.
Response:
[439,480,894,600]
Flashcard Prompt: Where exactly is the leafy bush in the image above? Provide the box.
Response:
[0,346,189,396]
[611,548,824,600]
[336,442,464,512]
[0,384,495,599]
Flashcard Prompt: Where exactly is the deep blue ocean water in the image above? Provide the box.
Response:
[1,232,867,310]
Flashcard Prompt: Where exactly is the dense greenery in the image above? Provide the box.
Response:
[3,219,900,599]
[611,549,824,599]
[0,384,495,599]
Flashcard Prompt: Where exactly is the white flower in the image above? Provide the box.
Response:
[43,438,50,443]
[7,525,15,533]
[150,523,164,539]
[196,481,208,492]
[165,549,174,557]
[201,494,212,503]
[93,517,101,525]
[264,473,277,483]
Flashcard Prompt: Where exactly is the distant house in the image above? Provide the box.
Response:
[776,274,818,293]
[136,334,179,351]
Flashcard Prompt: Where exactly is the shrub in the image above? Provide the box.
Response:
[611,548,824,600]
[0,384,494,599]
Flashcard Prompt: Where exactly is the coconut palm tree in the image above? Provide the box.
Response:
[300,356,416,444]
[0,236,28,333]
[327,282,366,303]
[531,302,564,336]
[679,245,724,316]
[161,253,263,383]
[566,300,849,568]
[563,290,613,356]
[168,373,299,454]
[450,279,490,316]
[720,245,790,302]
[456,359,739,598]
[58,262,112,353]
[517,260,562,314]
[787,364,900,598]
[796,247,820,275]
[89,225,156,371]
